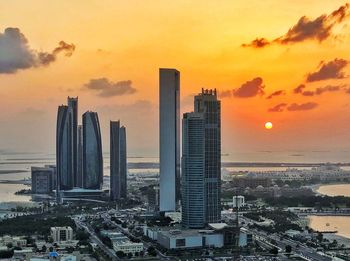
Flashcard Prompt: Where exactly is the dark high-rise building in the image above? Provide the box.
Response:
[56,105,74,190]
[159,68,180,212]
[82,111,103,190]
[110,121,127,201]
[181,89,221,228]
[67,97,78,187]
[76,125,83,188]
[181,112,205,228]
[194,89,221,224]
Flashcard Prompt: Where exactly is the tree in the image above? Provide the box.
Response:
[147,246,157,256]
[269,247,278,255]
[285,245,292,254]
[6,243,13,249]
[41,245,47,253]
[317,232,323,243]
[127,252,133,258]
[116,251,125,258]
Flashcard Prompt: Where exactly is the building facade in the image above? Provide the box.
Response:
[76,125,83,188]
[181,113,206,228]
[56,105,74,191]
[82,111,103,190]
[31,167,54,194]
[50,227,73,242]
[110,121,127,201]
[67,97,78,187]
[194,89,221,224]
[182,89,221,228]
[159,68,180,212]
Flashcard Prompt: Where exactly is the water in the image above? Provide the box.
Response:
[309,184,350,240]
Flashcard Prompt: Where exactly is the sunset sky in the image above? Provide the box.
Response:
[1,1,350,162]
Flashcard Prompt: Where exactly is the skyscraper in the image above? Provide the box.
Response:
[82,111,103,190]
[181,89,221,228]
[194,89,221,223]
[159,68,180,212]
[110,121,127,201]
[181,112,206,228]
[56,105,74,191]
[76,125,83,188]
[67,97,78,187]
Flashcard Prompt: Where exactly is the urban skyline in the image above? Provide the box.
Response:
[1,2,350,259]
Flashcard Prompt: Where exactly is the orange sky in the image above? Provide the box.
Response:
[0,1,350,161]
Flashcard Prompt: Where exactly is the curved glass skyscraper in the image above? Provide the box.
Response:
[56,105,74,190]
[82,111,103,190]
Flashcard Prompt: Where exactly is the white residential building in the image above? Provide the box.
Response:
[50,227,73,242]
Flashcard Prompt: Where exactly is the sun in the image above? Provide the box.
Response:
[265,122,273,130]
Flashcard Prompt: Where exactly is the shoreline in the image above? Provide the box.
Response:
[310,182,350,196]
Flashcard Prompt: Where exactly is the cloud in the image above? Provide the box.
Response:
[266,90,286,99]
[301,85,343,96]
[293,84,306,94]
[233,77,265,98]
[38,41,75,65]
[306,58,348,82]
[268,103,287,112]
[301,90,315,96]
[218,90,232,98]
[84,78,137,97]
[287,102,318,111]
[242,3,350,48]
[0,27,75,73]
[241,38,270,48]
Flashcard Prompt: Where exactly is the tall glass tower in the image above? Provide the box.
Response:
[56,105,73,190]
[67,97,78,187]
[194,89,221,223]
[181,89,221,227]
[82,111,103,190]
[76,125,83,188]
[159,68,180,212]
[181,112,205,228]
[110,121,127,201]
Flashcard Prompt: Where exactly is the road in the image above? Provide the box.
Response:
[241,216,332,261]
[74,217,121,261]
[99,211,177,260]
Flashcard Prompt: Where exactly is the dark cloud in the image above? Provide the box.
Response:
[218,90,232,98]
[293,84,306,94]
[38,41,75,65]
[266,90,286,99]
[306,58,348,82]
[0,27,75,73]
[300,85,343,96]
[242,3,350,48]
[287,102,318,111]
[233,77,265,98]
[268,103,287,112]
[302,90,315,96]
[241,38,270,48]
[84,78,137,97]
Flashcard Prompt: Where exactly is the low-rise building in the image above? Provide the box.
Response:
[112,240,143,255]
[233,196,245,208]
[50,227,73,242]
[0,235,27,247]
[31,167,54,194]
[101,230,143,255]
